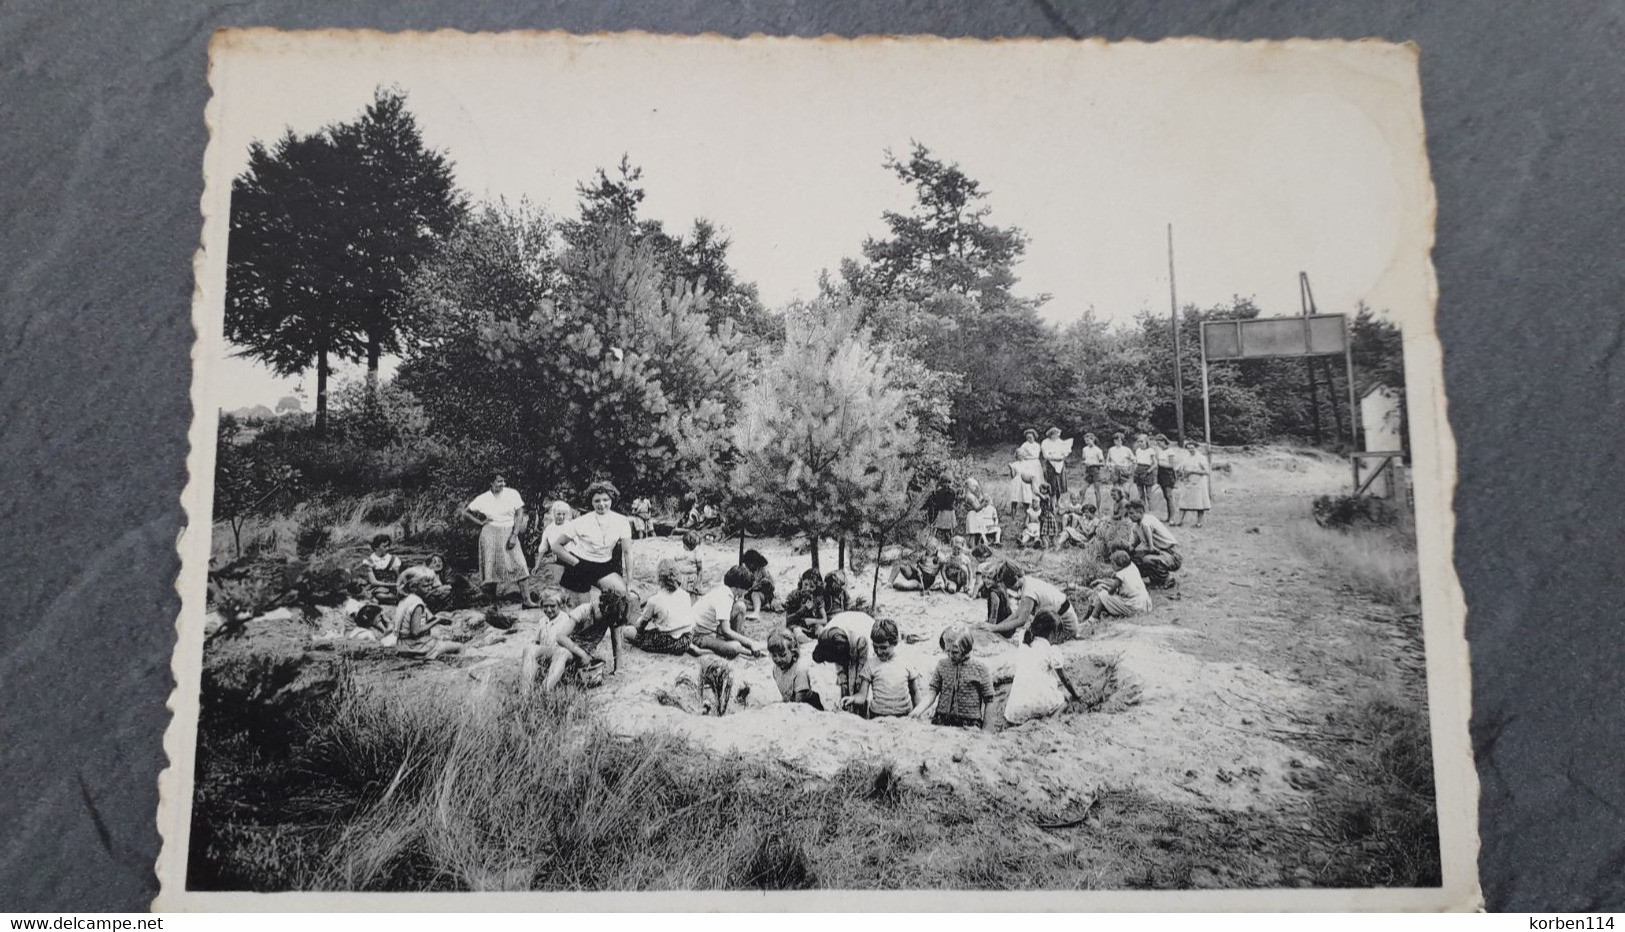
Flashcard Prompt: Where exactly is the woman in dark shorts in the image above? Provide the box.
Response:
[550,480,635,598]
[1153,434,1179,522]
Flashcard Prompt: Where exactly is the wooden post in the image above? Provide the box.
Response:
[1199,322,1214,462]
[1300,274,1323,445]
[1168,224,1186,443]
[871,537,885,610]
[1344,316,1360,491]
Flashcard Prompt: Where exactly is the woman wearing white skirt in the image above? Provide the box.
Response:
[464,473,536,606]
[1175,441,1213,527]
[1009,429,1043,519]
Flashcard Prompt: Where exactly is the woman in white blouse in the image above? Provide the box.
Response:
[550,480,636,598]
[1039,427,1073,497]
[1175,440,1213,527]
[463,473,537,607]
[1008,429,1043,520]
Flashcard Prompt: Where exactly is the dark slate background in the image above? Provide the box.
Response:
[2,0,1621,913]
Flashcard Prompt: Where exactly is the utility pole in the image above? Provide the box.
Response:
[1300,272,1323,446]
[1168,224,1186,443]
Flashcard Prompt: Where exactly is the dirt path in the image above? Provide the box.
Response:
[384,447,1423,820]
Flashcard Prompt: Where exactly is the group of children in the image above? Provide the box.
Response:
[762,608,1087,730]
[340,534,503,659]
[1015,430,1214,535]
[517,543,780,694]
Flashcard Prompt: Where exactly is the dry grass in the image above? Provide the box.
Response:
[188,662,1313,892]
[1282,520,1421,612]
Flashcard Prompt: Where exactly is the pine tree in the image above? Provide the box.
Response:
[398,205,745,498]
[731,296,920,577]
[842,143,1061,443]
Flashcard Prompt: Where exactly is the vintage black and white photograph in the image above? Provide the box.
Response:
[159,31,1476,909]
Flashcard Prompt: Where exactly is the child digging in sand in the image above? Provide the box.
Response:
[630,563,697,655]
[1081,549,1154,620]
[691,565,767,658]
[910,624,994,729]
[767,627,823,710]
[853,617,920,718]
[697,655,748,716]
[1002,611,1083,727]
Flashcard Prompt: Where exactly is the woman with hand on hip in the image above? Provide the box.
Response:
[551,480,635,599]
[464,473,537,607]
[1175,440,1213,527]
[1009,429,1043,520]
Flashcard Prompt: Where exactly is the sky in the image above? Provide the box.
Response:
[205,34,1429,410]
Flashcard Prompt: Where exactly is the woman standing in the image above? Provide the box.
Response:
[1009,429,1043,519]
[551,480,635,598]
[1131,433,1158,504]
[1106,432,1135,503]
[464,473,537,607]
[1039,427,1073,497]
[1175,440,1213,527]
[1153,434,1179,522]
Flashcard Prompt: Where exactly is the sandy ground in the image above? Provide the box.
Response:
[330,447,1424,819]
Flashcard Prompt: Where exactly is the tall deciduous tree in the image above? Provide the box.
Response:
[329,89,466,395]
[225,87,463,432]
[226,130,364,433]
[730,296,920,577]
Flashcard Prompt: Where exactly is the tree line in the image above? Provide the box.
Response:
[222,88,1406,554]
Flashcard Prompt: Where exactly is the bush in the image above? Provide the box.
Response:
[1312,493,1398,530]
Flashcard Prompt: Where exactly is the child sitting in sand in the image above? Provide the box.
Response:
[911,624,994,729]
[1107,486,1129,521]
[783,569,827,635]
[676,531,705,595]
[824,570,851,615]
[766,628,823,710]
[521,588,631,693]
[630,563,697,655]
[889,548,942,594]
[1081,549,1154,620]
[853,618,920,718]
[361,534,402,603]
[691,565,766,659]
[740,549,776,618]
[396,553,452,610]
[1061,503,1102,553]
[1002,611,1083,726]
[1018,498,1044,549]
[939,537,974,595]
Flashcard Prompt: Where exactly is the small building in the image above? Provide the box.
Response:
[1355,386,1406,500]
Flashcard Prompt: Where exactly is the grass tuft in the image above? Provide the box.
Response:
[1283,520,1420,612]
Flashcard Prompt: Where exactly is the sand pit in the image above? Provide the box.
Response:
[304,450,1409,822]
[365,525,1326,816]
